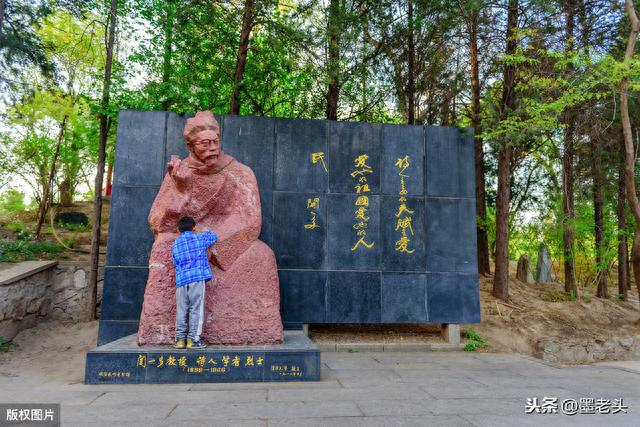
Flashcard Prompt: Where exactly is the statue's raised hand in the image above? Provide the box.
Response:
[167,155,191,193]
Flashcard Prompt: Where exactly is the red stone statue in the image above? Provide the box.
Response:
[137,111,283,345]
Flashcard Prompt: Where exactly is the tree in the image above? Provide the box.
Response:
[562,0,577,294]
[89,0,118,320]
[230,0,256,114]
[464,0,491,275]
[621,0,640,303]
[493,0,519,300]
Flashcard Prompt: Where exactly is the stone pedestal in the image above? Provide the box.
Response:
[441,324,460,345]
[85,330,319,384]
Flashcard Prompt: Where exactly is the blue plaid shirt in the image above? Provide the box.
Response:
[172,231,218,287]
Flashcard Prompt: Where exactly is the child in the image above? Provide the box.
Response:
[172,216,218,349]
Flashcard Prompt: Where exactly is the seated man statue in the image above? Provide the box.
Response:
[137,110,284,345]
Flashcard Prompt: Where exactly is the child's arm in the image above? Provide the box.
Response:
[199,230,218,248]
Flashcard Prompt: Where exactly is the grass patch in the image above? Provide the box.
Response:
[463,328,488,352]
[0,239,63,262]
[59,222,91,232]
[539,290,577,302]
[0,336,9,352]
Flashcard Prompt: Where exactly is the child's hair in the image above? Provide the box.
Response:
[178,216,196,232]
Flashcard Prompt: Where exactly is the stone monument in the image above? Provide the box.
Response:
[536,244,552,284]
[137,111,283,345]
[516,255,534,284]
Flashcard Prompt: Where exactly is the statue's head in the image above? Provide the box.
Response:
[183,111,222,168]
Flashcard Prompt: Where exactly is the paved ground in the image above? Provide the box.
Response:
[1,351,639,426]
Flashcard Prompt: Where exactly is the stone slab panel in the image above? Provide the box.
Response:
[105,185,158,267]
[272,192,326,269]
[425,197,478,273]
[425,126,475,198]
[326,271,381,323]
[327,194,380,270]
[279,270,326,323]
[381,124,424,196]
[113,110,166,187]
[329,121,381,194]
[100,267,148,321]
[274,118,328,192]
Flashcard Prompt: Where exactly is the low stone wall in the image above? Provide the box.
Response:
[538,336,640,364]
[0,261,96,342]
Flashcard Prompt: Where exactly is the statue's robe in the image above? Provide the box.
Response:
[137,153,284,345]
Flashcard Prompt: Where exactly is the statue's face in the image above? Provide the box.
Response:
[190,129,221,167]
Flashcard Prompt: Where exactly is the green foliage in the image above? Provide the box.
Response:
[0,240,63,263]
[540,290,578,302]
[463,328,488,352]
[0,189,27,214]
[58,222,91,232]
[0,336,8,353]
[6,220,32,241]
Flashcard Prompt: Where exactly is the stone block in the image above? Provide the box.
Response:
[381,272,427,322]
[113,110,166,187]
[329,121,382,193]
[274,118,328,192]
[279,270,326,323]
[426,197,478,273]
[327,194,381,270]
[326,271,381,323]
[425,126,475,197]
[86,331,320,384]
[105,185,158,267]
[222,115,275,193]
[381,123,425,196]
[272,192,326,269]
[380,195,426,271]
[100,267,148,321]
[427,273,480,323]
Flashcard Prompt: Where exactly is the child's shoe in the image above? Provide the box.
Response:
[173,338,186,349]
[186,338,207,349]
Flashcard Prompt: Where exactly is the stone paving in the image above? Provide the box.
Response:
[1,351,639,426]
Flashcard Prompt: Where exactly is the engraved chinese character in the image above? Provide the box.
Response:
[355,196,369,207]
[351,236,375,251]
[311,152,328,173]
[196,355,206,367]
[136,354,147,368]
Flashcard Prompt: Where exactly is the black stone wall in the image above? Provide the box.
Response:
[98,110,480,344]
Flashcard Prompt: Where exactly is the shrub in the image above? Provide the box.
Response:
[0,189,26,214]
[0,239,63,262]
[463,328,488,352]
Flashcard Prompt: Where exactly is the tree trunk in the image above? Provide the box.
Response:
[105,161,113,197]
[618,137,628,299]
[161,0,175,112]
[469,8,490,276]
[89,0,118,321]
[592,140,608,298]
[35,116,68,239]
[406,0,415,124]
[230,0,255,115]
[621,0,640,304]
[493,0,518,301]
[562,0,577,294]
[325,0,341,120]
